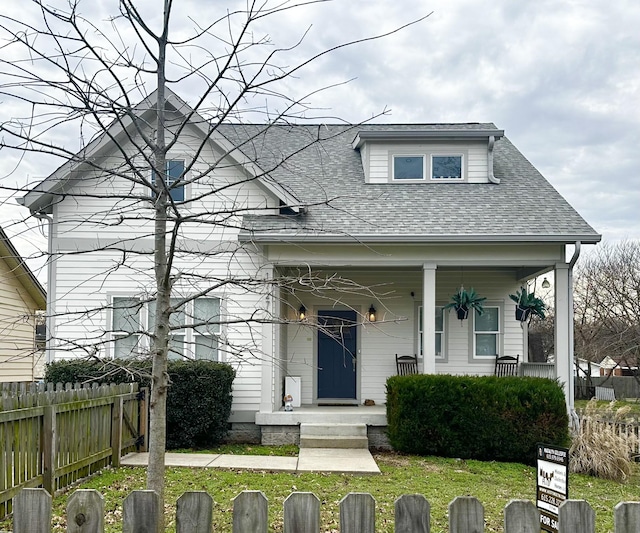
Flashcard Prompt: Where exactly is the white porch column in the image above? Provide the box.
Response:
[554,263,574,411]
[422,263,437,374]
[259,268,275,413]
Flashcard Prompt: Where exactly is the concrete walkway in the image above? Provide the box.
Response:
[121,448,380,475]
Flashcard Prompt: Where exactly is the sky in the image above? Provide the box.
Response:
[1,0,639,282]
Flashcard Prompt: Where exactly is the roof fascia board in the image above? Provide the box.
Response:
[239,233,602,245]
[352,129,505,149]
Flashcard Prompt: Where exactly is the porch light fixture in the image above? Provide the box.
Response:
[542,277,551,289]
[298,305,307,321]
[368,304,377,322]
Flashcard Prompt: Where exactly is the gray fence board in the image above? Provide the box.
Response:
[504,500,539,532]
[449,496,483,533]
[614,502,640,533]
[559,500,595,533]
[123,490,159,533]
[67,489,104,533]
[283,492,320,533]
[394,494,430,533]
[14,488,51,533]
[233,490,267,533]
[176,492,213,533]
[340,492,375,533]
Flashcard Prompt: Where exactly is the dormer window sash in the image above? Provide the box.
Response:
[392,155,425,181]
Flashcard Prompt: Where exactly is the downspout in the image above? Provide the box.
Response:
[567,241,581,429]
[488,135,501,184]
[33,212,54,365]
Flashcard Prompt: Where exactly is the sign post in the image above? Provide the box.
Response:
[536,443,569,532]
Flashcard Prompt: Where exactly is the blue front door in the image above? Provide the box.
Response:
[317,310,357,400]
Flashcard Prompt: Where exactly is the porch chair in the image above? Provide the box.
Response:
[396,354,419,376]
[494,354,520,377]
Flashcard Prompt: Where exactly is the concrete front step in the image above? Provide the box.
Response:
[300,423,367,437]
[299,423,369,449]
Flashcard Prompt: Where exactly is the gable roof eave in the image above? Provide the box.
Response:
[0,227,46,308]
[21,89,302,214]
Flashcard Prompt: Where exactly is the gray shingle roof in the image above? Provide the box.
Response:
[217,123,600,243]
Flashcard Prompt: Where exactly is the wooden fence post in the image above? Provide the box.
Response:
[449,496,484,533]
[340,492,375,533]
[123,490,160,533]
[67,489,104,533]
[558,500,595,533]
[394,494,430,533]
[176,491,213,533]
[504,500,539,533]
[42,405,56,495]
[14,488,51,533]
[233,490,268,533]
[139,387,149,452]
[111,396,123,467]
[283,492,320,533]
[614,502,640,533]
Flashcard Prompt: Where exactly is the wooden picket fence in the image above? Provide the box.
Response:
[13,487,640,532]
[0,382,147,519]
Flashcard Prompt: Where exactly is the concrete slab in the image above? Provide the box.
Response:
[297,448,380,474]
[210,454,298,472]
[120,449,380,474]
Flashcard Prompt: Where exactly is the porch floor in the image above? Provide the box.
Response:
[255,404,387,426]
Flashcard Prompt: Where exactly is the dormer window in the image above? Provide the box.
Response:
[393,155,424,180]
[432,155,463,180]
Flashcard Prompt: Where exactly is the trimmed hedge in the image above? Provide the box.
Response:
[45,358,235,449]
[386,374,569,464]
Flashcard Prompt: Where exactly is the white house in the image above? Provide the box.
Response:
[20,90,600,444]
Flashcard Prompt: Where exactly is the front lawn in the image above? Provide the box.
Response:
[5,448,638,533]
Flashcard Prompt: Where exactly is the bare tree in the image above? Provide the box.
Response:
[0,0,427,519]
[573,241,640,383]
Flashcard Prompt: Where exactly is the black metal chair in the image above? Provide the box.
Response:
[396,354,418,376]
[494,354,520,377]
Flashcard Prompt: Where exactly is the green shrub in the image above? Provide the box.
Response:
[386,374,569,464]
[45,357,235,449]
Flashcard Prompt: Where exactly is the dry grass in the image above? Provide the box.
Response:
[570,398,639,482]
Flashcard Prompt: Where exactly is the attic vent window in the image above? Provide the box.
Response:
[432,155,462,180]
[393,156,424,180]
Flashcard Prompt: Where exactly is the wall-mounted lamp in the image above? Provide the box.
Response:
[368,304,377,322]
[298,305,307,321]
[542,277,550,289]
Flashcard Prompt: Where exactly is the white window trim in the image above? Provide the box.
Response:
[430,153,465,181]
[150,157,190,201]
[417,304,447,361]
[391,154,426,181]
[471,304,502,360]
[108,294,222,361]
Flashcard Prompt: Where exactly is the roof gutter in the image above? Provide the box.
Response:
[33,212,54,365]
[488,135,500,184]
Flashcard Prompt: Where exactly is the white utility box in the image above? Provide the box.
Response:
[284,376,302,408]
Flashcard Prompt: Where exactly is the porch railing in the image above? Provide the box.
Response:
[520,362,555,379]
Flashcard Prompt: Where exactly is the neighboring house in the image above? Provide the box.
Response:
[600,355,638,377]
[0,226,46,381]
[19,90,600,442]
[575,357,603,378]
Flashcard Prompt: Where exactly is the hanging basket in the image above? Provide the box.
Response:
[516,306,531,322]
[456,306,469,320]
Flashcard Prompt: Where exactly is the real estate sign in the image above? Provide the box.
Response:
[536,444,569,533]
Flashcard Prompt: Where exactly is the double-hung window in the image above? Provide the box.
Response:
[152,159,185,201]
[474,306,500,357]
[112,297,142,358]
[193,297,221,360]
[418,306,445,359]
[110,295,221,360]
